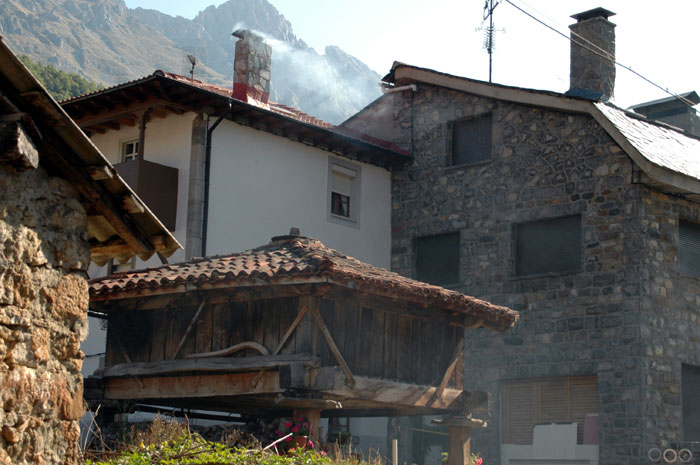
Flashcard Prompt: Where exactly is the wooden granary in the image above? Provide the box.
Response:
[87,231,518,464]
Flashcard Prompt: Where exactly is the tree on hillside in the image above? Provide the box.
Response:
[19,55,103,101]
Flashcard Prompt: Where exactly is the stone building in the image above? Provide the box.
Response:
[342,8,700,465]
[0,39,179,464]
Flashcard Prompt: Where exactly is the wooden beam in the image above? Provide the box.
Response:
[121,194,145,214]
[309,301,355,387]
[103,370,282,400]
[187,341,270,359]
[96,354,319,378]
[292,408,321,444]
[252,304,309,386]
[171,299,207,359]
[432,337,464,401]
[0,120,39,170]
[87,165,114,181]
[325,375,463,411]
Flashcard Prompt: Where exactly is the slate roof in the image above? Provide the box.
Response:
[90,234,519,332]
[595,102,700,181]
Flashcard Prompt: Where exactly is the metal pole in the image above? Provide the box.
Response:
[488,0,494,82]
[392,438,398,465]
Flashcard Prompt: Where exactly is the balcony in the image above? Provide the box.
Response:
[114,159,178,231]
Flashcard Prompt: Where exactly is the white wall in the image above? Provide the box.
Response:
[84,113,195,376]
[207,120,392,268]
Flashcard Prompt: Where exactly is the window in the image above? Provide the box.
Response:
[515,214,582,276]
[121,139,139,162]
[679,220,700,276]
[450,113,492,166]
[502,376,598,445]
[682,364,700,441]
[416,232,460,286]
[327,158,360,226]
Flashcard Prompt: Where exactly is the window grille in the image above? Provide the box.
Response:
[682,364,700,441]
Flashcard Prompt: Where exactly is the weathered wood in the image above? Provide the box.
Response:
[211,303,231,352]
[310,305,355,387]
[121,194,145,214]
[447,426,471,465]
[0,120,39,170]
[104,370,282,400]
[87,165,114,180]
[342,301,359,373]
[326,376,463,411]
[187,341,270,359]
[369,308,385,378]
[411,319,422,383]
[96,354,319,378]
[252,302,308,386]
[356,307,373,376]
[432,337,465,402]
[263,299,281,352]
[149,310,167,362]
[292,408,321,443]
[319,300,335,366]
[171,300,207,359]
[396,315,411,382]
[295,297,313,354]
[194,303,213,355]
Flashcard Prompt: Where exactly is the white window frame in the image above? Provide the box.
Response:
[327,157,361,228]
[121,139,139,162]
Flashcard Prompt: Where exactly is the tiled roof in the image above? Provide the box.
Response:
[595,102,700,181]
[90,234,519,332]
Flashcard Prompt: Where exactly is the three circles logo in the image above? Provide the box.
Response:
[648,447,695,463]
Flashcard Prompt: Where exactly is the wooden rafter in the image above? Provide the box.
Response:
[309,303,356,387]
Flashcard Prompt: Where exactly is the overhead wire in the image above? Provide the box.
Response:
[503,0,699,111]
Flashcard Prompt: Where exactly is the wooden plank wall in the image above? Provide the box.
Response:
[106,296,464,388]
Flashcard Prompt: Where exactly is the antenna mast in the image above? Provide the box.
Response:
[481,0,503,82]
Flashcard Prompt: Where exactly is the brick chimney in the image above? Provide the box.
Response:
[232,29,272,106]
[568,7,616,101]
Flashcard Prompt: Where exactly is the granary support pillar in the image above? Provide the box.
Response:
[435,416,485,465]
[292,408,321,444]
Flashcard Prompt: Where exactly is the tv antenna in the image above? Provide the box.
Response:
[478,0,505,82]
[187,54,197,79]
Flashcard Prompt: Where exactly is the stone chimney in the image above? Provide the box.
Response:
[568,7,616,101]
[231,29,272,106]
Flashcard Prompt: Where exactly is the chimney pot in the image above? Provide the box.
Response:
[568,7,616,101]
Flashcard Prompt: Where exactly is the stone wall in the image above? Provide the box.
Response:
[0,159,89,464]
[346,83,656,465]
[639,189,700,452]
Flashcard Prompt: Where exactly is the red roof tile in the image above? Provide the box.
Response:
[90,234,518,332]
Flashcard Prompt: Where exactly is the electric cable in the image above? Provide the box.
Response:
[503,0,699,111]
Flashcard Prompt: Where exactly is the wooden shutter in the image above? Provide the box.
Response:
[679,220,700,276]
[451,114,492,165]
[682,364,700,441]
[503,380,536,445]
[516,215,582,276]
[502,376,598,445]
[416,232,460,286]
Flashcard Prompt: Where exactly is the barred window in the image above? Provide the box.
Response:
[679,220,700,276]
[515,215,582,276]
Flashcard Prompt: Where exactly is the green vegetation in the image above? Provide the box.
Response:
[85,417,380,465]
[19,55,102,101]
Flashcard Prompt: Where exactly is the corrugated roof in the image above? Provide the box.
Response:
[90,234,519,332]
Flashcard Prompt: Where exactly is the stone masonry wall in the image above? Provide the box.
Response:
[346,83,651,465]
[0,162,89,464]
[639,189,700,452]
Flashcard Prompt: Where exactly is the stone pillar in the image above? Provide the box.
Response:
[0,139,90,464]
[569,7,616,101]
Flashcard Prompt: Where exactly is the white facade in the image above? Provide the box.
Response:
[83,111,392,375]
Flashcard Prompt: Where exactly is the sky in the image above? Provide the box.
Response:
[123,0,700,110]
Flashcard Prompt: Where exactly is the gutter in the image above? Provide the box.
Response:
[201,101,231,257]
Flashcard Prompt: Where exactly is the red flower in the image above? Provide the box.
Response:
[284,421,292,428]
[285,436,292,442]
[475,458,483,465]
[292,426,299,433]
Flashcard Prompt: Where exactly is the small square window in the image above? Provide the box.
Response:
[327,158,361,227]
[121,139,139,162]
[679,220,700,276]
[450,113,492,166]
[515,215,582,276]
[416,232,460,286]
[682,363,700,441]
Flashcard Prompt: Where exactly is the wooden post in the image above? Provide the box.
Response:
[447,425,472,465]
[292,408,321,445]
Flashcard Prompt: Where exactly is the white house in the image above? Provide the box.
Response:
[62,29,408,455]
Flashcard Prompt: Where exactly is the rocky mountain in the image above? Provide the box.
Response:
[0,0,381,123]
